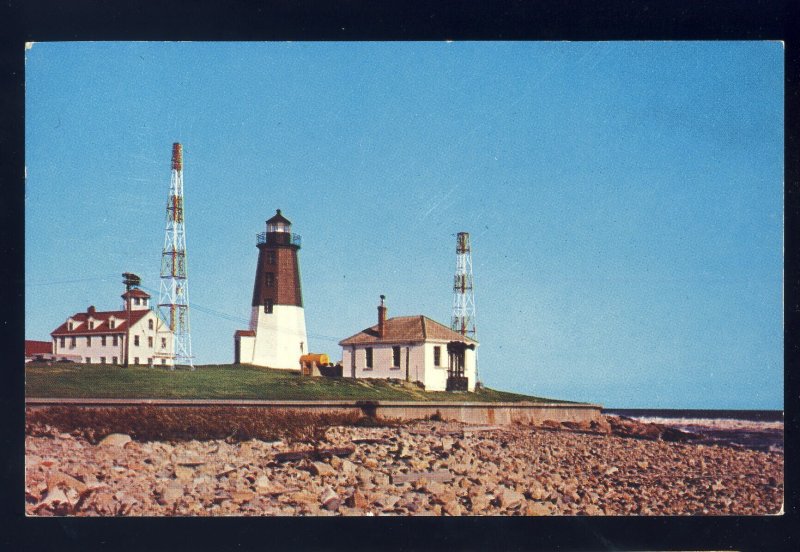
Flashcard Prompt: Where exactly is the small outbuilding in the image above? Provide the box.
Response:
[25,340,53,362]
[338,297,478,392]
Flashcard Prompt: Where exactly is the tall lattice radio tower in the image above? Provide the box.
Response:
[451,231,478,383]
[157,143,194,370]
[451,232,477,339]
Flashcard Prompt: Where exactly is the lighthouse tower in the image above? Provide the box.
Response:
[234,209,308,369]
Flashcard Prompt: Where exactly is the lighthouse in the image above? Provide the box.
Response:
[234,209,308,369]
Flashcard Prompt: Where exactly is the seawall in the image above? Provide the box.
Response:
[25,398,602,425]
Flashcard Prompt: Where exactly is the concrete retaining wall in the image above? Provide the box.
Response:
[26,398,602,426]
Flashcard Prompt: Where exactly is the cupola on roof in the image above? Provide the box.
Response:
[121,288,151,299]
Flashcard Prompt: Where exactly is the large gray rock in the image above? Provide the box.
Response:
[98,434,132,448]
[310,461,336,477]
[320,486,340,511]
[158,482,185,505]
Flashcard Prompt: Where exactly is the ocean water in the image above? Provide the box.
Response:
[602,409,784,453]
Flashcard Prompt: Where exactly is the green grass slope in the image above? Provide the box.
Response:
[25,362,573,403]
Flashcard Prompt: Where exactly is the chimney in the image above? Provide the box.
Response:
[378,295,387,339]
[88,306,96,315]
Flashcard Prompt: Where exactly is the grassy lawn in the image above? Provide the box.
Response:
[24,362,571,403]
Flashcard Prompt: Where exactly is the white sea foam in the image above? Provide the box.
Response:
[631,416,783,433]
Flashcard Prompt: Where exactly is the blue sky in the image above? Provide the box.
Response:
[25,42,784,409]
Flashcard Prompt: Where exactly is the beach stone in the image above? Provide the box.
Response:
[469,492,491,512]
[37,487,71,510]
[159,482,184,504]
[346,489,369,509]
[363,458,378,469]
[290,490,318,506]
[310,461,336,477]
[340,459,358,474]
[525,501,553,516]
[46,471,88,495]
[496,487,526,509]
[376,494,400,509]
[526,480,547,500]
[422,480,447,497]
[231,490,255,504]
[99,434,132,448]
[174,466,194,481]
[320,486,340,511]
[442,498,462,516]
[254,475,271,490]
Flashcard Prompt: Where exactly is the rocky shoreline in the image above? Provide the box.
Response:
[25,416,783,516]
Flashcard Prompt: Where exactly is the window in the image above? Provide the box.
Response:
[161,337,167,349]
[88,321,94,330]
[265,272,275,287]
[148,336,153,348]
[68,322,73,330]
[112,335,118,346]
[85,357,91,364]
[109,320,115,329]
[70,337,76,348]
[365,347,373,369]
[134,357,139,365]
[434,346,441,367]
[148,319,154,330]
[264,299,273,314]
[101,336,107,346]
[112,356,118,364]
[267,251,276,264]
[60,337,65,348]
[161,358,166,365]
[86,336,91,346]
[134,297,140,306]
[134,335,140,346]
[392,346,401,368]
[100,357,106,364]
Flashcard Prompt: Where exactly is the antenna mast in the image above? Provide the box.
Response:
[451,232,477,379]
[157,143,194,369]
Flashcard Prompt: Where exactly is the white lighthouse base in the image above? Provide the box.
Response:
[242,305,308,370]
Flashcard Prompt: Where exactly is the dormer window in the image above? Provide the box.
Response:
[88,321,94,330]
[109,319,116,329]
[68,322,73,331]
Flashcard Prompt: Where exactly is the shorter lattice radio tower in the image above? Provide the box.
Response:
[157,143,194,370]
[451,231,477,344]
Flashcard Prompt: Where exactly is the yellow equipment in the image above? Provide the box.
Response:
[300,353,331,376]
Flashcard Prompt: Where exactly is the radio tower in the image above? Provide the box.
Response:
[451,231,478,384]
[451,231,477,340]
[157,143,194,370]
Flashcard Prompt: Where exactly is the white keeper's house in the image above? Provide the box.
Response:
[338,297,478,392]
[50,286,174,366]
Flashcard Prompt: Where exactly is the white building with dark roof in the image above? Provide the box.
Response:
[50,287,174,366]
[338,297,478,392]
